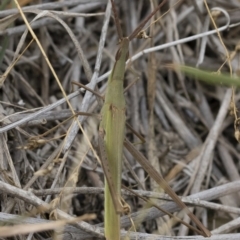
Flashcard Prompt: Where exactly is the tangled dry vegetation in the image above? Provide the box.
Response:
[1,0,240,239]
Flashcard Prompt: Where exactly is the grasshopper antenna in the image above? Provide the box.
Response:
[110,0,123,40]
[129,0,168,41]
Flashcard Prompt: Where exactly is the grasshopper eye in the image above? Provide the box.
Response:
[115,48,122,61]
[125,51,129,61]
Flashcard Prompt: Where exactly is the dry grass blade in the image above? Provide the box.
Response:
[0,14,19,31]
[0,215,96,237]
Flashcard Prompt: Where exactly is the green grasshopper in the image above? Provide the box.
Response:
[98,1,168,238]
[96,0,212,239]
